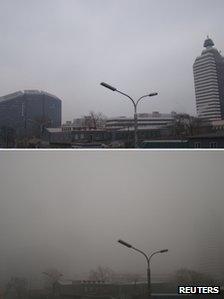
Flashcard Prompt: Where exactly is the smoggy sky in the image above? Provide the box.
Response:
[0,0,224,121]
[0,151,224,285]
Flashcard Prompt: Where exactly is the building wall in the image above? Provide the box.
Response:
[0,90,61,139]
[54,281,147,299]
[189,136,224,148]
[106,113,175,130]
[193,38,224,121]
[45,126,170,147]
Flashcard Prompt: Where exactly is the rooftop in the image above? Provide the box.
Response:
[0,90,60,103]
[203,36,215,48]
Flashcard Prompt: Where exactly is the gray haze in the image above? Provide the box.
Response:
[0,0,224,121]
[0,151,224,285]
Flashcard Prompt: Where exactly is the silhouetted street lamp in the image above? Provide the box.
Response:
[100,82,158,148]
[118,239,168,298]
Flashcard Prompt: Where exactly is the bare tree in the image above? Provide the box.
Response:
[33,115,52,138]
[43,268,63,282]
[174,268,215,286]
[173,114,203,138]
[5,277,28,299]
[88,266,115,282]
[118,272,144,283]
[43,268,63,294]
[86,111,106,129]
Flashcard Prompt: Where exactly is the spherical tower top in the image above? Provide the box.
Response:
[203,36,215,48]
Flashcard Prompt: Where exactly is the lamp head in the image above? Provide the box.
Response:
[100,82,117,91]
[160,249,168,253]
[149,92,158,97]
[118,239,132,248]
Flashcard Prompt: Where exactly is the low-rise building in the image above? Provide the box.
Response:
[106,112,176,131]
[189,132,224,148]
[52,280,177,299]
[45,112,175,148]
[43,125,172,148]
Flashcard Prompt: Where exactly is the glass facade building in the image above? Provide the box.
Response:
[0,90,62,138]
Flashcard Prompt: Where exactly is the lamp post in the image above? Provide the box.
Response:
[100,82,158,148]
[118,239,168,298]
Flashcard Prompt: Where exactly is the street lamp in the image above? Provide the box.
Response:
[100,82,158,148]
[118,239,168,298]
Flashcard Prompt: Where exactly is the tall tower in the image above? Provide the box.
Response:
[193,37,224,121]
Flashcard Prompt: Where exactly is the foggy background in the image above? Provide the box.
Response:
[0,151,224,286]
[0,0,224,121]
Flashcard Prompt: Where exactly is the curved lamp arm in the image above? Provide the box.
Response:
[118,239,168,268]
[136,93,158,106]
[132,246,150,268]
[149,249,169,264]
[116,90,136,109]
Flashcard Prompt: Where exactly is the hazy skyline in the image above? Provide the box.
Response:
[0,151,224,286]
[0,0,224,122]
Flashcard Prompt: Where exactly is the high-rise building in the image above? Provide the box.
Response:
[193,37,224,121]
[0,90,62,139]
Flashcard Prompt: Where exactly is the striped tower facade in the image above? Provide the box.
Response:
[193,37,224,121]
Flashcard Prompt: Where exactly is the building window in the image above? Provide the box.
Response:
[209,142,217,148]
[194,142,201,148]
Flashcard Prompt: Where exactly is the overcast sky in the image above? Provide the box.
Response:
[0,0,224,121]
[0,151,224,286]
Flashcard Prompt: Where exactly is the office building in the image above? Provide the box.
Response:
[0,90,62,139]
[193,37,224,121]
